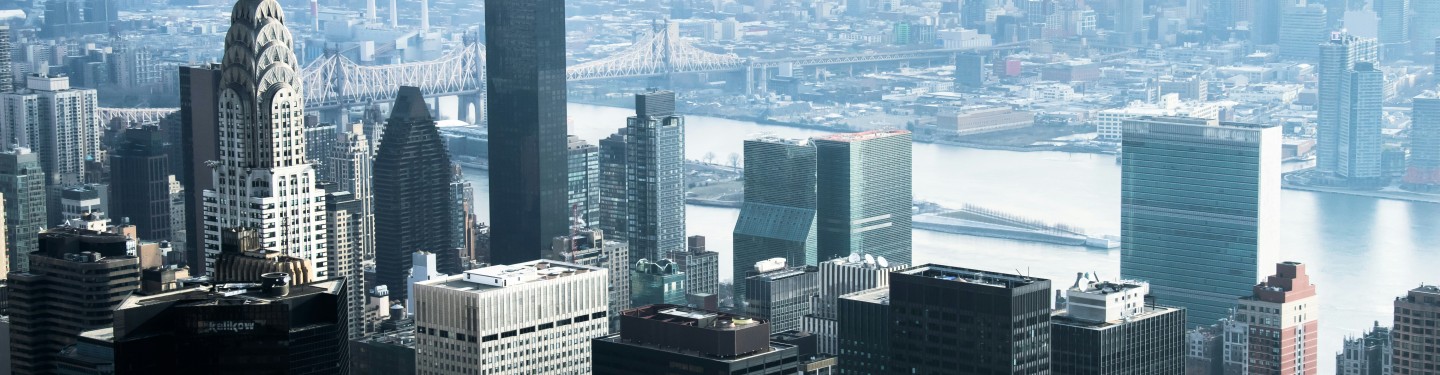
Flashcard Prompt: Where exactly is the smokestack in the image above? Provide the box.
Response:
[390,0,398,28]
[310,0,318,30]
[367,0,376,22]
[421,0,430,32]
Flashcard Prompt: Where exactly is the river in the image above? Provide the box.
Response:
[459,103,1440,370]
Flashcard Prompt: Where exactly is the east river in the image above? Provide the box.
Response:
[459,103,1440,371]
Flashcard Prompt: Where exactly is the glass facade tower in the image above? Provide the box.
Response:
[813,130,913,266]
[624,91,686,262]
[732,137,817,303]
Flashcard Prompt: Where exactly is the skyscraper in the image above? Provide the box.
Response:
[109,126,171,242]
[413,260,608,374]
[1406,92,1440,191]
[1250,0,1281,45]
[0,26,12,92]
[744,260,818,333]
[486,0,569,264]
[890,265,1052,374]
[178,64,221,274]
[330,124,375,260]
[1336,322,1392,375]
[1051,277,1187,374]
[1206,0,1234,40]
[1278,4,1328,61]
[733,136,817,303]
[1339,62,1386,186]
[1120,116,1281,328]
[1115,0,1145,46]
[597,130,629,242]
[1392,284,1440,375]
[802,254,906,354]
[1224,262,1320,375]
[0,149,46,273]
[449,166,475,263]
[1375,0,1412,60]
[203,0,328,277]
[813,130,912,265]
[373,86,454,303]
[0,74,99,186]
[9,225,139,375]
[1319,33,1379,174]
[955,52,986,91]
[325,189,366,340]
[624,91,686,261]
[567,135,600,226]
[837,287,890,374]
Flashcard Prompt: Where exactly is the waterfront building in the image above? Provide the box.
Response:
[1119,116,1281,328]
[330,124,375,260]
[1278,4,1328,61]
[597,130,628,242]
[109,126,170,242]
[568,135,601,226]
[202,0,328,278]
[955,51,986,90]
[1405,92,1440,191]
[813,130,912,265]
[1318,33,1379,175]
[0,74,99,187]
[1051,276,1187,374]
[890,265,1051,374]
[1392,284,1440,375]
[837,287,890,374]
[178,63,220,273]
[733,136,817,303]
[802,253,906,354]
[413,260,608,374]
[1338,62,1386,187]
[631,258,687,307]
[9,225,139,375]
[373,86,454,302]
[1337,322,1393,375]
[0,149,46,273]
[744,260,818,333]
[624,91,686,261]
[486,0,570,263]
[1223,262,1320,375]
[554,229,631,332]
[668,235,719,297]
[592,304,803,374]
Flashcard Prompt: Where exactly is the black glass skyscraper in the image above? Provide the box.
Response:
[486,0,569,264]
[890,264,1052,374]
[110,126,171,242]
[374,87,453,302]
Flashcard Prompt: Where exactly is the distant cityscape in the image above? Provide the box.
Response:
[0,0,1431,374]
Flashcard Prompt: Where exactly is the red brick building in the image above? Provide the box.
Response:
[1224,262,1319,375]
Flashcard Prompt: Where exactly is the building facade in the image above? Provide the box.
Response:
[813,130,912,265]
[1224,262,1320,375]
[325,189,367,340]
[733,136,817,303]
[1337,322,1393,375]
[0,74,99,187]
[1278,4,1327,61]
[624,91,686,261]
[1119,116,1281,328]
[1318,33,1378,175]
[1051,277,1187,374]
[413,260,608,374]
[744,263,818,333]
[1392,285,1440,375]
[597,130,628,243]
[1338,62,1385,186]
[109,126,171,242]
[178,64,221,274]
[330,124,375,261]
[890,265,1052,374]
[1404,92,1440,191]
[668,235,719,297]
[803,254,906,354]
[631,258,686,307]
[592,304,802,374]
[567,135,600,226]
[837,287,890,374]
[373,87,454,303]
[0,149,46,273]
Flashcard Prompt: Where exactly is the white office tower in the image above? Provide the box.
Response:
[202,0,329,277]
[802,253,907,354]
[0,74,99,186]
[331,124,375,261]
[414,260,609,374]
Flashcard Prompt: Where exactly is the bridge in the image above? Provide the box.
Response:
[99,21,1031,124]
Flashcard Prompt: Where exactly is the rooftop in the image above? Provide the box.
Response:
[897,264,1044,289]
[840,287,890,305]
[424,260,600,291]
[1053,305,1181,330]
[623,304,767,332]
[813,129,909,143]
[119,279,343,310]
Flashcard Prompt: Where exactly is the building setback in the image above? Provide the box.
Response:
[485,0,570,263]
[592,304,802,375]
[109,126,171,242]
[1051,277,1186,374]
[624,91,686,261]
[1224,262,1320,375]
[111,277,350,374]
[414,260,608,374]
[744,261,818,333]
[0,148,46,273]
[890,264,1052,374]
[1392,284,1440,374]
[813,130,912,265]
[1119,116,1281,328]
[373,86,454,303]
[733,136,817,303]
[803,254,906,355]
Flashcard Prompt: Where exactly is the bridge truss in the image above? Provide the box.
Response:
[302,42,487,109]
[566,22,748,81]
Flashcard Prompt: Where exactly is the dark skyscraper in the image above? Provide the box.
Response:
[597,129,628,243]
[813,130,912,265]
[109,126,171,242]
[733,137,816,303]
[593,305,803,374]
[890,264,1052,374]
[837,287,890,374]
[374,86,454,302]
[1051,278,1187,374]
[178,64,220,274]
[486,0,569,264]
[625,91,686,261]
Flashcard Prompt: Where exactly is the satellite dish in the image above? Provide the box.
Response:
[848,253,861,263]
[876,256,889,268]
[863,254,875,264]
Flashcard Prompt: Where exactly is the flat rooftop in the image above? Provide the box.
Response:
[424,260,601,292]
[813,129,909,143]
[897,264,1045,289]
[120,279,343,310]
[1053,305,1180,330]
[840,287,890,305]
[623,304,767,332]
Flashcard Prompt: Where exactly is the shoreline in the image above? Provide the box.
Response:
[1282,184,1440,205]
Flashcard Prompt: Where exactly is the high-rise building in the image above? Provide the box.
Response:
[1405,91,1440,191]
[203,0,328,278]
[373,86,454,303]
[0,149,45,273]
[1336,322,1393,375]
[668,235,719,297]
[955,52,986,91]
[1051,276,1187,374]
[111,277,350,374]
[9,225,139,375]
[837,287,890,374]
[486,0,569,264]
[631,258,687,307]
[592,304,803,374]
[744,260,818,334]
[1251,0,1281,44]
[1119,116,1281,328]
[413,260,608,374]
[1392,284,1440,375]
[325,189,366,340]
[1116,0,1145,46]
[1375,0,1412,60]
[567,135,600,226]
[449,166,475,266]
[1417,3,1440,55]
[733,136,817,303]
[597,129,628,242]
[1319,33,1379,174]
[624,91,686,261]
[1207,0,1234,40]
[813,130,912,265]
[0,26,11,92]
[554,228,630,332]
[0,74,99,186]
[330,124,375,260]
[889,265,1052,374]
[1185,324,1225,375]
[1339,62,1386,186]
[1278,4,1328,61]
[304,120,337,181]
[178,64,220,274]
[1223,262,1319,375]
[40,0,117,37]
[109,126,171,242]
[802,254,906,354]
